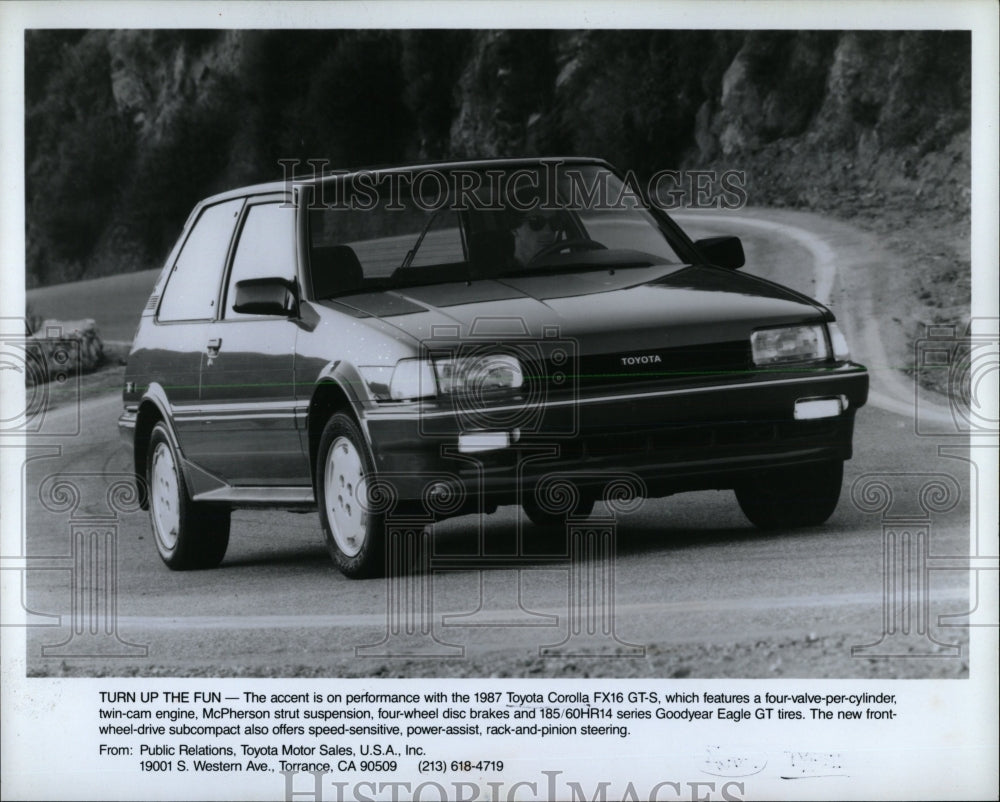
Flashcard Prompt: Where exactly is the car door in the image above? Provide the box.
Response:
[194,194,308,487]
[148,197,243,461]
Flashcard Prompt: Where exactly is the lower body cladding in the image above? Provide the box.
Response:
[362,365,869,518]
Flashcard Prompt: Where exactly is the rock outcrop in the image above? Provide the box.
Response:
[25,30,970,287]
[25,319,104,385]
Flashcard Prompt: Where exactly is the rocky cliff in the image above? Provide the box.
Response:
[25,30,970,287]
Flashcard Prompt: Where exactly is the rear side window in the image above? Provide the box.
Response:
[225,202,297,318]
[157,198,243,322]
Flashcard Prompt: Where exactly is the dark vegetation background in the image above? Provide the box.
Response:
[25,29,970,288]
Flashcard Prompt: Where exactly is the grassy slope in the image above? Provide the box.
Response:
[26,267,160,343]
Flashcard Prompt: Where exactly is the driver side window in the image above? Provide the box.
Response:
[157,198,242,322]
[225,202,297,319]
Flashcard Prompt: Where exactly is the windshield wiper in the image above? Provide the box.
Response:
[399,208,445,270]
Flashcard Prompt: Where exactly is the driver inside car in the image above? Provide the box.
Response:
[510,208,564,267]
[465,185,582,276]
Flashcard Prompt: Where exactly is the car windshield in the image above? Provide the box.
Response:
[307,163,685,298]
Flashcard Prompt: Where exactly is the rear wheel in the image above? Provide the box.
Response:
[146,422,230,569]
[735,460,844,529]
[317,413,384,578]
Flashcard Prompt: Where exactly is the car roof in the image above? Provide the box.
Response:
[196,156,614,207]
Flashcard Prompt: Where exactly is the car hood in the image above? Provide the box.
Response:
[317,264,827,357]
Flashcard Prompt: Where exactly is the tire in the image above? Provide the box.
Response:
[317,413,384,578]
[146,421,230,569]
[735,460,844,530]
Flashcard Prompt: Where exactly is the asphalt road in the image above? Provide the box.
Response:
[19,210,974,678]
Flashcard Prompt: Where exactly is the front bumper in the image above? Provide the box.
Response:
[362,364,869,506]
[118,408,137,446]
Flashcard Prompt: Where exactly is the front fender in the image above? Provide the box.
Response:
[315,360,377,415]
[306,362,381,484]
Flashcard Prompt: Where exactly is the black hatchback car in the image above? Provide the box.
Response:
[119,158,868,577]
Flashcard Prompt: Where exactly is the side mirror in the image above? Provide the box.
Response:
[233,277,297,316]
[694,236,745,270]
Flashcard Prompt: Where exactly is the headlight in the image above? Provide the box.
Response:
[358,360,437,401]
[433,354,524,395]
[360,354,524,401]
[751,324,829,366]
[358,359,437,401]
[827,321,852,361]
[388,359,437,400]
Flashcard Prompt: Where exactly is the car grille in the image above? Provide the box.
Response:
[531,340,752,392]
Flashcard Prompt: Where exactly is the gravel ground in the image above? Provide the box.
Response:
[33,631,970,679]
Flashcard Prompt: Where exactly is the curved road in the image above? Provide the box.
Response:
[19,210,973,677]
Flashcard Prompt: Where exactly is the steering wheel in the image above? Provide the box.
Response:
[529,238,606,263]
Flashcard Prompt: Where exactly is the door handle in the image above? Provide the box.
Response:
[206,337,222,356]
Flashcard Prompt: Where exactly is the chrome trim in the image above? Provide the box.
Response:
[364,369,867,420]
[182,413,299,423]
[190,486,315,505]
[171,400,309,426]
[172,400,304,414]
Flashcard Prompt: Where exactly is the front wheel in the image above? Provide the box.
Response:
[146,421,230,569]
[735,460,844,529]
[317,413,384,578]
